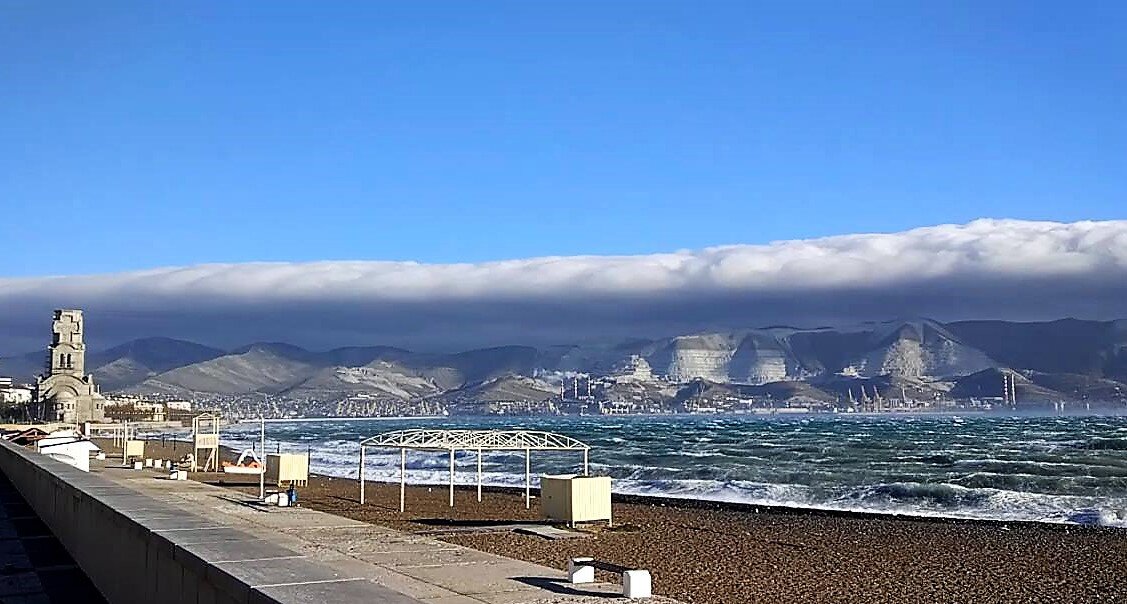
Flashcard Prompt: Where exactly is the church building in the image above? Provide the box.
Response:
[34,309,106,423]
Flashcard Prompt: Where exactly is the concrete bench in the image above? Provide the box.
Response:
[568,556,651,599]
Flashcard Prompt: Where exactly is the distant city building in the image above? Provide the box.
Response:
[33,309,106,423]
[103,396,167,422]
[99,396,193,423]
[166,401,192,412]
[614,355,654,383]
[164,400,195,422]
[0,377,33,405]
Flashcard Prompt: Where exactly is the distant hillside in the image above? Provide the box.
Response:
[3,317,1126,405]
[89,337,224,391]
[637,319,996,384]
[286,360,442,400]
[131,344,318,395]
[950,369,1062,405]
[438,374,557,403]
[844,320,995,378]
[947,319,1125,378]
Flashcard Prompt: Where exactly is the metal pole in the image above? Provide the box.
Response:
[400,448,406,513]
[477,448,482,502]
[449,448,455,508]
[524,448,531,509]
[359,444,366,505]
[583,448,589,476]
[258,415,265,500]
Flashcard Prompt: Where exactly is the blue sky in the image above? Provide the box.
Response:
[1,1,1123,277]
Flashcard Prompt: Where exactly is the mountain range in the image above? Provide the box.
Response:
[2,318,1126,406]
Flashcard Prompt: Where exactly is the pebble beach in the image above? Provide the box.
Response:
[295,476,1127,603]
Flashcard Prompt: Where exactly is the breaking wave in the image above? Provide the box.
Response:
[147,414,1127,528]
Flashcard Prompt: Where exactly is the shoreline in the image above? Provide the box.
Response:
[350,476,1125,532]
[131,435,1124,530]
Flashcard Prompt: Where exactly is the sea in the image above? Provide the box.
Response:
[151,413,1127,528]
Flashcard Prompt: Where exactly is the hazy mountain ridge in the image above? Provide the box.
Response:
[133,345,317,395]
[2,318,1126,405]
[90,337,225,391]
[845,320,996,378]
[438,374,558,404]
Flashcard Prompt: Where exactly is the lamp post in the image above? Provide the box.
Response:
[258,394,267,500]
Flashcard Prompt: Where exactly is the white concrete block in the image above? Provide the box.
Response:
[175,470,187,480]
[144,458,153,467]
[154,460,163,469]
[623,570,651,599]
[133,461,143,470]
[568,557,594,584]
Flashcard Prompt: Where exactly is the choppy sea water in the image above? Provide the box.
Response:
[155,414,1127,527]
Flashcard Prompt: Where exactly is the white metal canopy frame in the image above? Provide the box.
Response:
[358,429,592,512]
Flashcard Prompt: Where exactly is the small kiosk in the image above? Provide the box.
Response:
[266,453,310,487]
[541,474,613,527]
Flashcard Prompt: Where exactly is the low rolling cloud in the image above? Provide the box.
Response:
[2,219,1126,354]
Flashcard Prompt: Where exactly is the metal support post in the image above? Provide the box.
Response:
[359,444,366,505]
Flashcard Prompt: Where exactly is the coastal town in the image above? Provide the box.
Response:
[4,320,1124,423]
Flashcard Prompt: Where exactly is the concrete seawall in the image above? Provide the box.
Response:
[0,439,420,604]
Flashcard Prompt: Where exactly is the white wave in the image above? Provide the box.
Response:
[138,424,1127,528]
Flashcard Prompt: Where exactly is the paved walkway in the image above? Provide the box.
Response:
[91,460,677,603]
[0,472,106,603]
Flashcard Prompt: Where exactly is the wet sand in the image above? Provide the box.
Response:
[112,439,1127,603]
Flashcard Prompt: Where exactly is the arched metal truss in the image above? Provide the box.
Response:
[358,428,591,512]
[360,429,590,452]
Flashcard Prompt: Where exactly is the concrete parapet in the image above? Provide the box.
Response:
[0,439,419,604]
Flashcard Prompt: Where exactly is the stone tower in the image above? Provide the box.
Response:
[34,309,106,423]
[50,310,86,376]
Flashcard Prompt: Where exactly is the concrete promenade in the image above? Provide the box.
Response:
[0,471,106,602]
[0,439,670,603]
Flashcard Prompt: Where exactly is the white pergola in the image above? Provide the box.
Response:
[85,422,133,445]
[358,429,591,511]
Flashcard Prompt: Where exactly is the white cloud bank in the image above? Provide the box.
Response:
[2,219,1126,352]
